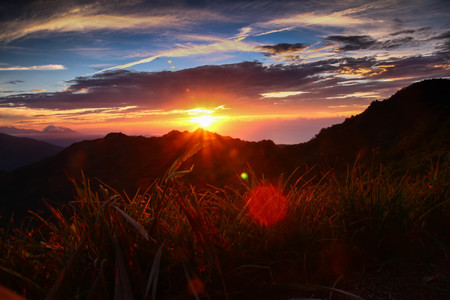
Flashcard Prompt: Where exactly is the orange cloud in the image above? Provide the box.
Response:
[260,1,385,29]
[338,64,394,77]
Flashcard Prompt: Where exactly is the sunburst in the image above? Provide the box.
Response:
[191,114,216,129]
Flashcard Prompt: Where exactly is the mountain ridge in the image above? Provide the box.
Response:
[0,133,64,171]
[284,78,450,172]
[0,78,448,223]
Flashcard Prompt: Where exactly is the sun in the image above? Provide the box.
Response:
[191,114,215,129]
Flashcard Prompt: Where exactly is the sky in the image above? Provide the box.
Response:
[0,0,449,144]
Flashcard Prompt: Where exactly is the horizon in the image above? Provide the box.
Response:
[0,0,449,144]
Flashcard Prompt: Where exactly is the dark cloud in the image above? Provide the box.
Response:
[326,34,418,51]
[429,30,450,55]
[380,37,415,49]
[392,18,404,29]
[432,30,450,40]
[1,90,22,94]
[390,29,415,36]
[0,0,34,21]
[0,54,447,114]
[17,60,333,110]
[418,26,432,32]
[4,80,24,84]
[325,35,377,51]
[371,55,449,79]
[258,43,308,56]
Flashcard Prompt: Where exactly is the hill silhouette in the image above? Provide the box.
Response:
[0,129,287,222]
[284,78,450,173]
[0,133,63,171]
[0,79,448,223]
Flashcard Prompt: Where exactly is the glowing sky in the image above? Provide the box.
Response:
[0,0,449,144]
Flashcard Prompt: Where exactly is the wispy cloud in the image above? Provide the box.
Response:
[0,64,66,71]
[255,27,295,37]
[98,38,257,72]
[326,91,380,99]
[257,1,387,31]
[1,13,186,43]
[261,91,308,98]
[0,1,231,44]
[4,80,24,84]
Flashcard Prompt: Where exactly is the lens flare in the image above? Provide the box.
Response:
[247,184,287,226]
[240,172,248,180]
[187,278,205,296]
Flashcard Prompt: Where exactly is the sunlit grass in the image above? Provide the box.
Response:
[0,150,449,299]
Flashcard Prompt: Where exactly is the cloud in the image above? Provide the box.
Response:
[258,43,308,55]
[43,125,75,133]
[4,80,24,84]
[1,13,186,43]
[0,64,66,71]
[380,37,415,49]
[262,11,365,29]
[255,27,295,37]
[261,91,308,98]
[324,33,423,53]
[97,38,257,72]
[0,61,334,111]
[255,1,388,33]
[326,35,377,52]
[390,29,416,36]
[1,51,448,129]
[0,0,233,43]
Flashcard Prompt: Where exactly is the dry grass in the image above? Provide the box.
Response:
[0,150,449,299]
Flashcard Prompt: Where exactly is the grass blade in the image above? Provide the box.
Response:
[113,205,153,242]
[113,234,134,300]
[144,246,163,300]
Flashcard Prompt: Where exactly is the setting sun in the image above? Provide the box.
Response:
[188,107,227,129]
[191,114,215,129]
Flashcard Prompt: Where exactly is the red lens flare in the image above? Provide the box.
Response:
[247,184,287,226]
[187,277,205,296]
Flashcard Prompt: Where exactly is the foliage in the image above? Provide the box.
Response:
[0,153,449,299]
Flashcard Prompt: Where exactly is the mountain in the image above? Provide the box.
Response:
[284,78,450,173]
[0,79,448,223]
[0,133,63,171]
[0,126,100,147]
[0,129,287,222]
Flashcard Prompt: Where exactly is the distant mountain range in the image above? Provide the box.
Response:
[0,133,63,171]
[0,125,101,147]
[0,79,448,223]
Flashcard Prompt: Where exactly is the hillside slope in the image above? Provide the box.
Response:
[285,78,450,173]
[0,133,63,171]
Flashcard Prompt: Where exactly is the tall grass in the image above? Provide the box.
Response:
[0,153,449,299]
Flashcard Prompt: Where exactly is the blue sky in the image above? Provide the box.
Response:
[0,0,449,144]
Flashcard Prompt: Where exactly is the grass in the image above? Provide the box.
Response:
[0,150,449,299]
